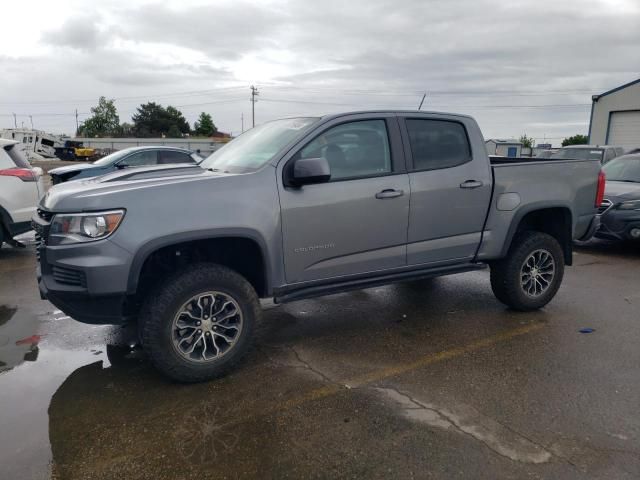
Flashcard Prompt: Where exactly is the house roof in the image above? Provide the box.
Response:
[593,77,640,101]
[485,139,522,145]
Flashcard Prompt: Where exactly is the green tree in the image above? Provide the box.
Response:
[132,102,190,137]
[117,122,134,137]
[519,134,534,149]
[562,134,588,147]
[165,106,190,136]
[78,97,120,137]
[193,112,217,136]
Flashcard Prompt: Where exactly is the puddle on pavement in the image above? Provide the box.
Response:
[0,305,142,479]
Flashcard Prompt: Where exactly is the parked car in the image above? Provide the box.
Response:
[49,146,202,184]
[595,154,640,242]
[0,139,44,248]
[551,145,624,164]
[33,110,603,382]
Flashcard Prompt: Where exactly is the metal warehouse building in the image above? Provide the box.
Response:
[589,78,640,149]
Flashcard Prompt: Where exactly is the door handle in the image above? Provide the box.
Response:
[460,180,483,189]
[375,189,404,199]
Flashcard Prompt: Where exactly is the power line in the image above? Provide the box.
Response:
[0,86,248,106]
[259,97,591,109]
[262,85,598,97]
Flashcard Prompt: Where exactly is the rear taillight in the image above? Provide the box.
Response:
[0,168,36,182]
[595,170,605,207]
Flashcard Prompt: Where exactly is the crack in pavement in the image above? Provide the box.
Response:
[261,348,567,468]
[376,386,555,465]
[258,344,350,390]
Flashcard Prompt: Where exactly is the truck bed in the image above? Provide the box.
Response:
[475,158,602,261]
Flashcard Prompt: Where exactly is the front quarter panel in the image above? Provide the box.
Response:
[103,168,284,294]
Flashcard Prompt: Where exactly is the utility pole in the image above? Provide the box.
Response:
[29,115,34,129]
[75,109,79,136]
[12,113,17,128]
[418,92,427,110]
[250,85,259,128]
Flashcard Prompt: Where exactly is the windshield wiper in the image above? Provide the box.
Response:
[609,179,639,183]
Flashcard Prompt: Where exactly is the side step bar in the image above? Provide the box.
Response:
[274,263,486,304]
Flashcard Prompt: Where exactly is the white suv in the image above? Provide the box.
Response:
[0,139,45,248]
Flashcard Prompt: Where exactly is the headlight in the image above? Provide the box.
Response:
[50,210,125,244]
[617,200,640,211]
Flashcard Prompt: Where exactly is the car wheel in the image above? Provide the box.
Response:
[139,263,259,382]
[490,231,564,311]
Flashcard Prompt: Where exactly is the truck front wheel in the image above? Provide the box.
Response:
[139,263,260,382]
[490,231,564,311]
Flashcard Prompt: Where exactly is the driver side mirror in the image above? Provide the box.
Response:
[290,157,331,186]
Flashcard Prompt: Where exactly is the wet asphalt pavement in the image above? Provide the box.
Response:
[0,236,639,479]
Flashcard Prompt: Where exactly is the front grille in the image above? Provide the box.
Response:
[34,229,43,260]
[597,198,613,215]
[52,266,87,287]
[32,221,49,261]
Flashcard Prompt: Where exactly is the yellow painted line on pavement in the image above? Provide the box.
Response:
[280,322,545,411]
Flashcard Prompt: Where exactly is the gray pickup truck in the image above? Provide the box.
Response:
[33,111,604,382]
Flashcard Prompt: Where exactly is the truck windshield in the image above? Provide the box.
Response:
[199,117,319,173]
[551,148,603,161]
[602,157,640,183]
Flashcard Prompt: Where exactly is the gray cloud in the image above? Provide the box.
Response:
[115,2,286,60]
[41,15,108,51]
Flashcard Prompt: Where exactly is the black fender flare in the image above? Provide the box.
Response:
[499,202,573,265]
[126,228,273,295]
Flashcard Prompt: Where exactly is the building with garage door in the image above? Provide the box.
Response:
[589,78,640,150]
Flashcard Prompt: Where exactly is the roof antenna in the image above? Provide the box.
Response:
[418,92,427,110]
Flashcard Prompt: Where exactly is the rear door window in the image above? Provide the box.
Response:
[158,150,195,165]
[405,119,471,171]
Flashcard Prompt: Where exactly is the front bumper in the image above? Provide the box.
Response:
[594,207,640,241]
[33,213,133,325]
[38,278,129,325]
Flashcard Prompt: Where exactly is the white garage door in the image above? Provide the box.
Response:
[608,111,640,150]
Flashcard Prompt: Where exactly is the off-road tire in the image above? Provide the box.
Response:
[490,231,564,311]
[139,263,260,382]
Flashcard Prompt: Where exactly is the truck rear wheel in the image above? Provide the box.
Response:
[490,231,564,311]
[139,263,260,382]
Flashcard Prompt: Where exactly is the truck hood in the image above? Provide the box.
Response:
[41,164,221,212]
[49,163,96,175]
[604,181,640,201]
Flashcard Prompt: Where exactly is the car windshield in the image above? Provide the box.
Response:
[551,148,603,161]
[602,157,640,183]
[199,117,319,173]
[92,149,133,166]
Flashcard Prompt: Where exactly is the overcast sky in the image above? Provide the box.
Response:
[1,0,638,145]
